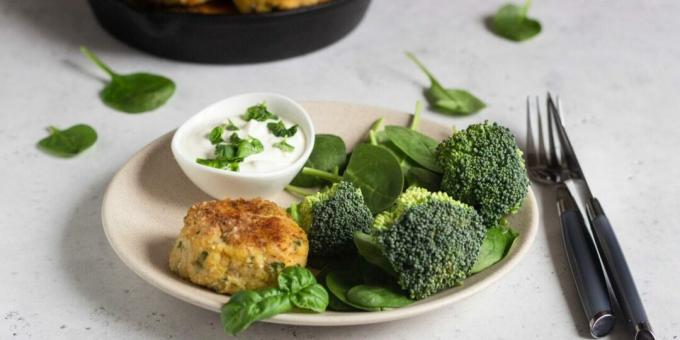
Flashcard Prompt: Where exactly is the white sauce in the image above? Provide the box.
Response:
[182,114,306,173]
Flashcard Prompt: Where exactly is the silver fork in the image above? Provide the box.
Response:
[526,97,615,338]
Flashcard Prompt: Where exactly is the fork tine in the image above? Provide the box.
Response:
[547,95,582,173]
[525,97,538,168]
[546,95,559,167]
[535,97,548,166]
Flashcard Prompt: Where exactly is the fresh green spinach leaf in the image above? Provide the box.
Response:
[491,0,541,42]
[221,288,292,335]
[290,134,347,187]
[37,124,97,157]
[405,166,442,192]
[325,271,380,312]
[278,266,317,293]
[343,144,404,214]
[299,143,403,213]
[80,47,175,114]
[273,140,295,152]
[384,126,442,173]
[290,284,328,312]
[353,232,396,276]
[220,266,327,335]
[406,52,485,116]
[242,103,278,121]
[226,119,239,131]
[208,126,224,145]
[236,137,264,159]
[346,285,413,309]
[471,225,519,274]
[267,120,298,138]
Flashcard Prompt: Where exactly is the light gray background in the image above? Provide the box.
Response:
[1,0,678,339]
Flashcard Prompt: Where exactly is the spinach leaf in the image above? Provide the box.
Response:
[236,137,264,159]
[273,140,294,152]
[325,271,379,312]
[242,103,278,121]
[405,167,442,192]
[471,225,519,274]
[290,284,328,312]
[80,47,175,114]
[286,203,301,224]
[299,144,403,213]
[384,126,442,173]
[353,232,396,276]
[196,135,263,171]
[267,120,298,138]
[406,52,485,116]
[278,266,317,293]
[208,126,224,145]
[327,290,357,311]
[290,134,347,187]
[226,119,239,131]
[221,288,292,335]
[220,266,327,335]
[346,285,413,309]
[37,124,97,158]
[343,144,404,214]
[491,0,541,42]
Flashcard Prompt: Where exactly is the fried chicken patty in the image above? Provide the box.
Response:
[233,0,328,13]
[146,0,211,5]
[169,198,308,294]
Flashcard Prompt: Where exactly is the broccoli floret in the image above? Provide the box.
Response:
[299,181,373,257]
[356,187,486,300]
[435,121,529,226]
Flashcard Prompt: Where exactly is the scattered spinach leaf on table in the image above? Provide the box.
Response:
[471,224,519,274]
[406,52,485,116]
[80,46,175,114]
[37,124,97,158]
[491,0,542,42]
[221,266,327,335]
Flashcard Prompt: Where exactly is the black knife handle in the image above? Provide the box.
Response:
[588,198,655,340]
[558,188,615,338]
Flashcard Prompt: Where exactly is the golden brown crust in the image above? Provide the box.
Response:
[169,198,308,294]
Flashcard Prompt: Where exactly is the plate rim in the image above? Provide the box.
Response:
[101,101,539,326]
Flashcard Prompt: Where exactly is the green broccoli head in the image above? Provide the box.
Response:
[435,121,529,226]
[299,181,374,257]
[358,187,486,300]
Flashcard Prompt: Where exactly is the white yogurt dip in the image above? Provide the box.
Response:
[182,112,306,173]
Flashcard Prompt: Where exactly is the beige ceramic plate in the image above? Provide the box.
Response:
[102,101,539,326]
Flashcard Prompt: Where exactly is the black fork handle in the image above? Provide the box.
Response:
[557,187,615,338]
[588,198,655,340]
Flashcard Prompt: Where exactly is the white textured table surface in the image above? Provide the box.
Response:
[1,0,679,339]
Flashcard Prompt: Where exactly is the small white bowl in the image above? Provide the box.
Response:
[171,93,315,199]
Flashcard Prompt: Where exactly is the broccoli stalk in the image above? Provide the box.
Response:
[435,121,529,226]
[354,187,486,300]
[298,181,373,257]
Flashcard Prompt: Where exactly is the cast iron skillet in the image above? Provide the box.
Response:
[88,0,371,64]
